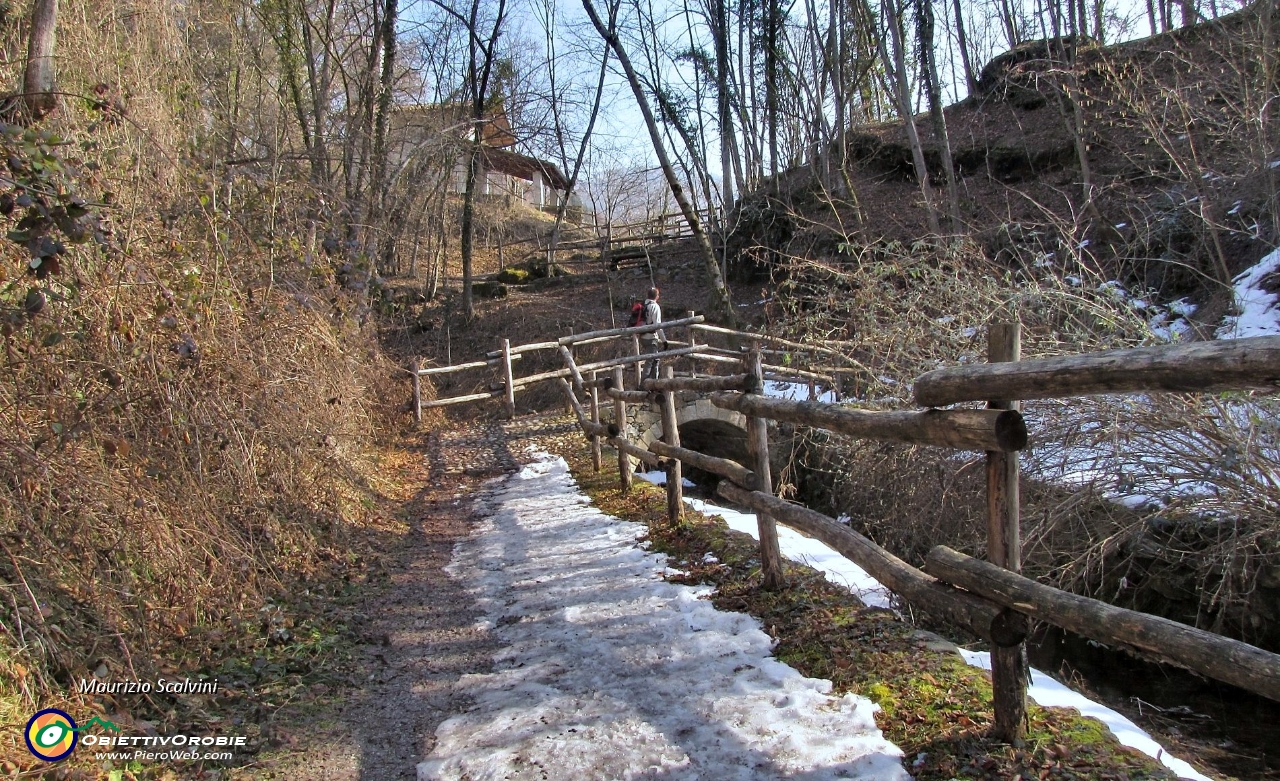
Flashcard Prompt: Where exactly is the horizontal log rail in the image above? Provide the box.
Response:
[514,346,698,388]
[558,315,704,346]
[608,436,667,468]
[606,387,653,403]
[486,340,559,358]
[690,351,745,366]
[420,390,503,409]
[648,441,757,489]
[760,364,835,384]
[715,482,1025,646]
[708,393,1028,452]
[925,546,1280,702]
[691,324,872,371]
[640,373,755,393]
[914,336,1280,407]
[418,354,522,376]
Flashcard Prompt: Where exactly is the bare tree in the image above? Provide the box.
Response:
[583,0,737,323]
[916,0,961,231]
[878,0,940,234]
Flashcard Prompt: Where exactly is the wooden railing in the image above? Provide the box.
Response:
[489,208,718,275]
[412,322,1280,742]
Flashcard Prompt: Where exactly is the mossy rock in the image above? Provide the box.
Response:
[496,267,531,284]
[474,281,509,299]
[523,259,568,279]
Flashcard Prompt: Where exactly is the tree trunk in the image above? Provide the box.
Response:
[22,0,58,121]
[459,0,508,321]
[916,0,961,232]
[951,0,979,96]
[880,0,939,234]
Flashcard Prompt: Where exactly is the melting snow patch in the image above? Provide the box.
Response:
[1217,247,1280,338]
[763,380,838,403]
[958,651,1211,781]
[421,453,907,780]
[655,482,894,610]
[637,469,696,488]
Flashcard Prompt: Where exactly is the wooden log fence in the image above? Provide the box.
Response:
[708,393,1027,452]
[613,366,632,494]
[745,347,786,590]
[556,378,613,439]
[648,440,758,490]
[608,435,666,469]
[984,322,1028,742]
[417,353,523,376]
[641,373,754,393]
[716,482,1026,646]
[658,364,684,525]
[606,386,653,404]
[411,317,1280,731]
[914,335,1280,407]
[926,546,1280,703]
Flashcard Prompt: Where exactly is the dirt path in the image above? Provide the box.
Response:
[241,416,581,780]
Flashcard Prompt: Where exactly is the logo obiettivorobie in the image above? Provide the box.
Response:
[24,710,118,762]
[25,709,77,761]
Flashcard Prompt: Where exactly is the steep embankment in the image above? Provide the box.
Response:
[0,3,408,774]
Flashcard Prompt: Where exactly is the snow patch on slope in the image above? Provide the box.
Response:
[1218,247,1280,338]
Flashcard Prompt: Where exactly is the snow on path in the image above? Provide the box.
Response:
[418,452,909,781]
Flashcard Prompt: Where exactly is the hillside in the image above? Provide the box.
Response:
[737,5,1278,333]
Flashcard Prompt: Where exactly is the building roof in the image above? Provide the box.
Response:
[481,146,570,190]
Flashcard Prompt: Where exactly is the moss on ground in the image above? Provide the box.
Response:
[559,445,1183,781]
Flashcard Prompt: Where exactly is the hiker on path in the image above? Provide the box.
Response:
[642,287,665,381]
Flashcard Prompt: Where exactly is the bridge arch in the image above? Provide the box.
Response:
[637,398,750,481]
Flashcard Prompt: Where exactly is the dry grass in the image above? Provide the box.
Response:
[0,0,411,768]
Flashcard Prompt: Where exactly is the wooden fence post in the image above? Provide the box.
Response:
[746,347,786,590]
[987,321,1027,743]
[685,310,698,378]
[590,371,602,472]
[659,364,683,525]
[566,334,577,415]
[501,338,516,419]
[411,358,422,424]
[633,334,643,386]
[614,366,632,494]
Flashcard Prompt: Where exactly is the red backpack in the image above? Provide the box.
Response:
[629,301,645,327]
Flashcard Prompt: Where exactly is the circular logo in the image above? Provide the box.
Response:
[25,709,78,762]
